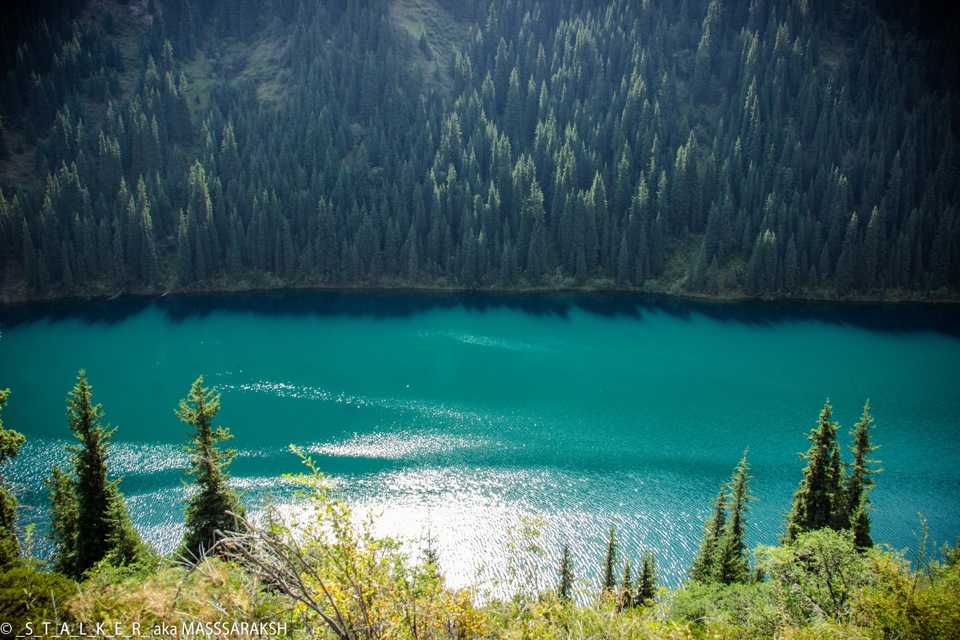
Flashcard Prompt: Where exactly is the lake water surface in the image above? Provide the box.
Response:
[1,292,958,592]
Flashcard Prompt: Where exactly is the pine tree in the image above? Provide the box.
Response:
[602,522,618,592]
[618,557,633,610]
[690,486,726,582]
[0,379,26,568]
[635,548,658,606]
[177,376,244,559]
[557,539,574,601]
[784,400,846,543]
[717,451,752,584]
[846,401,880,549]
[46,465,78,576]
[47,370,150,578]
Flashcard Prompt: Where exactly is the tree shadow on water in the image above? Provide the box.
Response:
[1,289,959,338]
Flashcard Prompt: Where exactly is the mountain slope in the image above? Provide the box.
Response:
[0,0,957,301]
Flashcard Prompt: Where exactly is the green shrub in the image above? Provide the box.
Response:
[852,550,960,639]
[668,580,779,638]
[0,566,77,632]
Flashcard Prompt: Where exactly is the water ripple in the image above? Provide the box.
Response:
[415,330,553,354]
[308,432,488,460]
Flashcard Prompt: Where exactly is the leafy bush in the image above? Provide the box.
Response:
[0,566,76,632]
[668,580,780,638]
[851,549,960,639]
[69,558,289,633]
[757,529,873,627]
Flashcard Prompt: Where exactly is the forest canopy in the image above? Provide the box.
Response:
[0,0,958,300]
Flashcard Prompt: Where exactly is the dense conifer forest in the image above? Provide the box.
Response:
[1,0,958,301]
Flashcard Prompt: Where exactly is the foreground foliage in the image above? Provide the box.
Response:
[54,482,960,639]
[0,370,26,569]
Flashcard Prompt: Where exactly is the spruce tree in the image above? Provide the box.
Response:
[0,380,26,568]
[846,401,880,549]
[784,400,845,543]
[717,451,753,584]
[602,522,618,592]
[557,539,574,601]
[635,548,658,606]
[47,370,150,578]
[690,486,727,582]
[46,465,78,575]
[177,376,244,559]
[618,557,633,610]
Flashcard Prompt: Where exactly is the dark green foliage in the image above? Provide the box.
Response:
[0,381,26,569]
[0,565,77,632]
[785,400,881,547]
[636,548,658,606]
[784,400,846,544]
[690,452,753,585]
[602,523,618,592]
[47,370,152,579]
[177,375,244,560]
[1,1,958,299]
[557,539,573,601]
[618,557,632,610]
[690,486,727,583]
[846,401,880,549]
[46,465,78,576]
[717,452,752,585]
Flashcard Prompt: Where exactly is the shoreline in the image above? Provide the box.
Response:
[2,279,959,308]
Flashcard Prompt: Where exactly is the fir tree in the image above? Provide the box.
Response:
[784,400,846,543]
[717,451,753,584]
[602,522,618,592]
[46,465,78,576]
[177,376,244,559]
[47,370,150,578]
[618,557,633,610]
[846,401,880,549]
[0,379,26,568]
[557,539,574,601]
[635,548,658,606]
[690,485,727,582]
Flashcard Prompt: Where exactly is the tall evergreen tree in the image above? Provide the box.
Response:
[635,548,658,606]
[0,373,26,568]
[784,400,846,543]
[846,401,880,549]
[177,376,244,559]
[602,522,618,592]
[557,539,574,601]
[47,370,150,578]
[690,485,727,582]
[717,451,753,584]
[46,465,78,575]
[618,557,633,610]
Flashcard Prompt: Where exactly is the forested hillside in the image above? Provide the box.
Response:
[1,0,958,300]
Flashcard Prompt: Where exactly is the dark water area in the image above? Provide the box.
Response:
[4,289,960,334]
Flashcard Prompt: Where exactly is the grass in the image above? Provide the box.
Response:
[183,51,214,118]
[243,39,290,106]
[389,0,472,94]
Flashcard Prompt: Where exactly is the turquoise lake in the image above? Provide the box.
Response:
[1,292,959,592]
